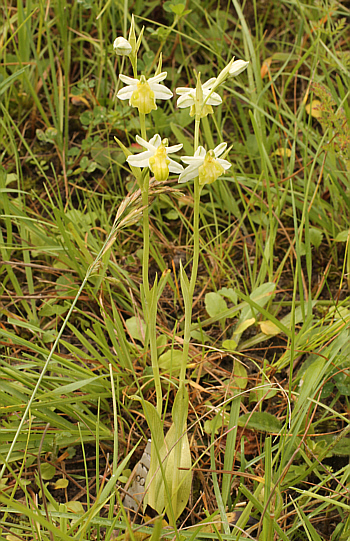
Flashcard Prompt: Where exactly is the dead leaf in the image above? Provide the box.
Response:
[259,320,281,336]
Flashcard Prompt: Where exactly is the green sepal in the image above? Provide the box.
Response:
[114,136,143,186]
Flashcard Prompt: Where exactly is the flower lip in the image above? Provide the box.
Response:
[178,143,231,185]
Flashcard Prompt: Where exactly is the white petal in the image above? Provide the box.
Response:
[119,74,138,85]
[181,146,206,163]
[175,87,193,95]
[148,134,161,148]
[116,87,135,100]
[166,143,183,154]
[181,156,204,166]
[205,91,222,106]
[178,164,200,183]
[148,72,168,84]
[217,158,231,170]
[127,152,153,168]
[213,143,227,158]
[202,77,217,90]
[150,84,173,100]
[168,159,184,174]
[194,146,207,158]
[134,135,155,152]
[176,94,195,108]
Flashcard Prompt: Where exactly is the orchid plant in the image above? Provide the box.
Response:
[114,15,248,527]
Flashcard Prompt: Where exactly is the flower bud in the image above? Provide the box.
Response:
[229,59,249,77]
[113,37,132,56]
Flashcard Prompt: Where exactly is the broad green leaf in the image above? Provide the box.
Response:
[66,501,84,513]
[222,339,238,351]
[250,385,278,402]
[296,357,325,412]
[335,230,350,242]
[318,436,350,456]
[205,292,228,318]
[172,383,189,429]
[125,316,146,343]
[147,385,191,524]
[179,261,191,307]
[40,463,56,480]
[238,412,281,433]
[190,329,211,343]
[204,409,230,434]
[233,361,248,390]
[158,422,192,524]
[309,227,323,249]
[333,371,350,396]
[156,334,168,356]
[39,303,68,317]
[233,283,276,345]
[158,349,183,374]
[143,403,164,513]
[219,287,237,304]
[114,136,142,183]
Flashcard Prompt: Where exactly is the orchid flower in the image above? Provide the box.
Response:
[176,78,222,118]
[127,134,183,182]
[117,72,173,115]
[178,143,231,186]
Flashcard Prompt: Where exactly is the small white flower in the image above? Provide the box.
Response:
[127,134,183,182]
[229,59,249,77]
[178,143,231,186]
[113,37,132,56]
[176,78,222,117]
[117,73,173,115]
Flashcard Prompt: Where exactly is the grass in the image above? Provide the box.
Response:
[1,0,350,539]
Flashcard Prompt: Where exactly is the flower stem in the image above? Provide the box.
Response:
[179,118,202,387]
[139,113,149,294]
[140,113,147,140]
[194,117,200,153]
[139,112,162,414]
[141,176,150,296]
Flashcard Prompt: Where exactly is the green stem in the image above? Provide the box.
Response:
[139,113,149,295]
[194,117,200,153]
[149,283,162,416]
[139,112,162,414]
[179,116,202,387]
[179,179,201,386]
[142,176,150,296]
[140,112,147,140]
